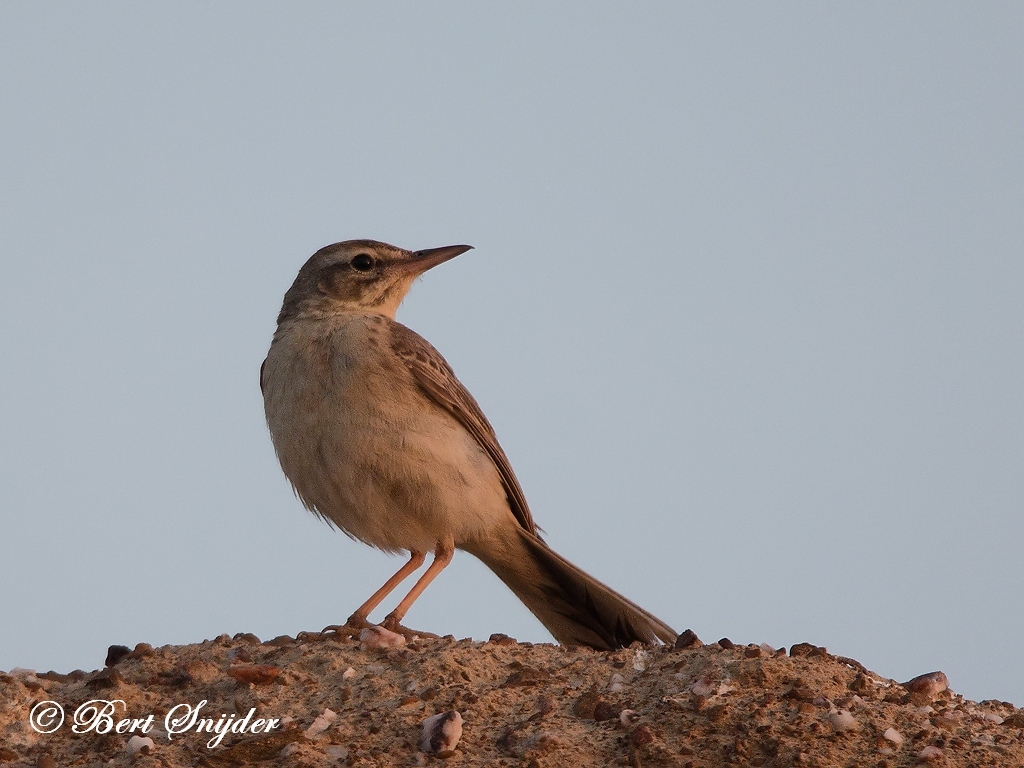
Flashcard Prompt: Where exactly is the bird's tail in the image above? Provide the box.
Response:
[464,525,677,650]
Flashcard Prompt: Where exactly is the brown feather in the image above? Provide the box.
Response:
[389,321,537,536]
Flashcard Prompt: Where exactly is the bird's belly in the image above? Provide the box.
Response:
[264,339,509,553]
[329,414,510,553]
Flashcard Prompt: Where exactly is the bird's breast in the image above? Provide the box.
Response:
[262,314,509,553]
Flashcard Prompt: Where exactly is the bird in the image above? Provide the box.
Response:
[260,239,677,650]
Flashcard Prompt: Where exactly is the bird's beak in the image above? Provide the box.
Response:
[401,244,474,275]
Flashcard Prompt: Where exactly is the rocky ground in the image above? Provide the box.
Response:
[1,627,1022,767]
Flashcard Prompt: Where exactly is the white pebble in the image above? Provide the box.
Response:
[883,727,904,745]
[759,643,776,655]
[619,709,635,726]
[342,667,357,679]
[305,708,337,738]
[420,710,463,754]
[609,672,625,693]
[126,736,155,755]
[359,625,406,649]
[829,710,857,732]
[632,649,650,672]
[985,712,1004,724]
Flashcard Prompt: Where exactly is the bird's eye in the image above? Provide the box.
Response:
[351,254,375,271]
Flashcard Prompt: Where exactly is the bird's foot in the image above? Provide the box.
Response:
[381,613,440,640]
[321,614,373,638]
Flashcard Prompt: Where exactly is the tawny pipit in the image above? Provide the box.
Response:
[261,240,677,649]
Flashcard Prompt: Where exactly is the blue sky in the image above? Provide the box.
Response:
[1,3,1022,705]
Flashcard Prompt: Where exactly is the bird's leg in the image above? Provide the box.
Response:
[322,550,426,636]
[381,541,455,637]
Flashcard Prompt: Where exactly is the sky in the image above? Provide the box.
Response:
[1,4,1022,706]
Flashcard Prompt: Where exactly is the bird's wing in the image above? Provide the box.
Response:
[390,321,537,535]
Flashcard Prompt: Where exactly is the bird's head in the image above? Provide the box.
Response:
[277,239,472,323]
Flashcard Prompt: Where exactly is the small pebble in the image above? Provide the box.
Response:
[487,633,518,645]
[132,642,155,657]
[829,710,858,732]
[632,649,650,672]
[325,745,348,759]
[342,667,357,680]
[619,709,635,726]
[673,629,702,649]
[883,727,904,745]
[984,712,1004,724]
[917,745,944,762]
[608,673,625,693]
[359,626,406,649]
[280,743,300,757]
[126,736,154,756]
[904,671,949,699]
[420,710,462,754]
[305,708,337,738]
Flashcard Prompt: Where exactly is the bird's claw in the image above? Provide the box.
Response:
[381,614,440,640]
[321,614,372,638]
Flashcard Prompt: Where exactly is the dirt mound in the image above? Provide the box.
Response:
[2,630,1021,766]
